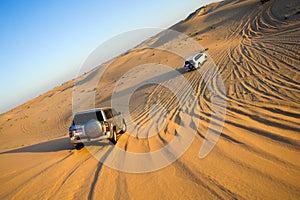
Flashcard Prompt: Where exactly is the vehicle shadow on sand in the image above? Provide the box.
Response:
[0,137,110,154]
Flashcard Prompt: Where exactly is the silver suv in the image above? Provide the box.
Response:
[184,53,207,71]
[68,107,126,150]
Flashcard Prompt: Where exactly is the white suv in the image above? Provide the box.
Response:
[68,107,126,150]
[184,53,207,71]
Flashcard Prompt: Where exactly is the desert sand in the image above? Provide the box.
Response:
[0,0,299,199]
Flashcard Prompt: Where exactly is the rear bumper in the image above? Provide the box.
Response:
[184,65,196,71]
[70,135,109,144]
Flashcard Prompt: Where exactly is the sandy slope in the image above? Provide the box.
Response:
[0,0,299,199]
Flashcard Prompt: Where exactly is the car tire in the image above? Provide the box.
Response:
[109,129,118,144]
[74,143,84,150]
[121,120,127,133]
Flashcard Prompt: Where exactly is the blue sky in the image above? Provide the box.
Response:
[0,0,216,113]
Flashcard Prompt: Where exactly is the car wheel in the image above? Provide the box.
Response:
[73,143,84,150]
[109,129,118,144]
[121,120,127,133]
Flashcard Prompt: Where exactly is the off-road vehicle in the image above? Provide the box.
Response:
[184,53,208,71]
[68,107,126,150]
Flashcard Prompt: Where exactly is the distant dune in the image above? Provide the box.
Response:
[0,0,299,199]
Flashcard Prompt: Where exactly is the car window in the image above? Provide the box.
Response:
[104,109,113,119]
[73,111,104,125]
[111,109,118,116]
[96,111,104,121]
[195,54,202,60]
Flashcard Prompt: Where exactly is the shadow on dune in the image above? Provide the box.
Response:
[0,137,74,154]
[0,137,113,155]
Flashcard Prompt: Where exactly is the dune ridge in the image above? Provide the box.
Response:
[0,0,299,199]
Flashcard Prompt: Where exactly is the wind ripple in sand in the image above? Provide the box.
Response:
[0,0,299,199]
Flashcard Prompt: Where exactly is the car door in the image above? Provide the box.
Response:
[111,108,122,131]
[197,54,204,65]
[194,54,202,67]
[104,108,121,132]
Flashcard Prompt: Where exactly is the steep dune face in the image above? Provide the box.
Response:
[0,80,74,150]
[0,0,299,199]
[176,0,300,198]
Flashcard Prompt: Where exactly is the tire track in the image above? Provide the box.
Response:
[2,152,74,199]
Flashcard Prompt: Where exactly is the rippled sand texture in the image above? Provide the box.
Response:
[0,0,299,199]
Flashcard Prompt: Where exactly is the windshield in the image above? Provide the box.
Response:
[195,53,202,60]
[72,111,104,126]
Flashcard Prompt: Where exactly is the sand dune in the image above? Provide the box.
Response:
[0,0,299,199]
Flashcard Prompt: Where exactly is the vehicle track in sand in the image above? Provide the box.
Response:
[0,0,299,199]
